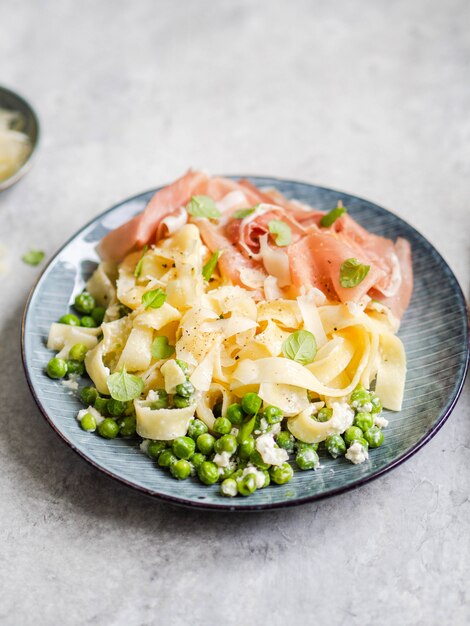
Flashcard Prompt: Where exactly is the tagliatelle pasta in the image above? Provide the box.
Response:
[45,172,411,497]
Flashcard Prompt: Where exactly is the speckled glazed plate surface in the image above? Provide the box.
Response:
[22,177,469,511]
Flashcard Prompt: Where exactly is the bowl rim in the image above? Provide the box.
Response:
[21,176,470,511]
[0,84,40,191]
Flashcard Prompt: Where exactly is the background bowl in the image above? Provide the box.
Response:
[0,85,40,191]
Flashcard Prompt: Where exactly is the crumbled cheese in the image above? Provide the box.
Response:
[213,451,232,468]
[374,416,389,428]
[345,442,369,465]
[255,433,288,466]
[76,406,105,425]
[240,465,266,489]
[161,359,187,393]
[330,402,355,431]
[362,402,373,413]
[140,439,150,454]
[230,427,239,437]
[268,422,282,436]
[62,376,79,391]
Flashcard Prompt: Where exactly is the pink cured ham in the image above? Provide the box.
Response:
[97,170,209,262]
[370,237,413,318]
[196,219,260,287]
[95,171,413,319]
[288,229,386,303]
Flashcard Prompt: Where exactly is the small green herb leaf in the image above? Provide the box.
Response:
[107,368,144,402]
[151,336,175,360]
[22,249,45,266]
[320,201,346,227]
[202,250,222,281]
[142,288,166,309]
[186,195,221,219]
[282,330,317,365]
[134,245,148,277]
[233,207,256,219]
[268,220,292,247]
[339,258,370,288]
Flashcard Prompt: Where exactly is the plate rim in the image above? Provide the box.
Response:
[21,176,470,511]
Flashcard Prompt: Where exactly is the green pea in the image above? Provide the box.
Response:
[81,315,97,328]
[241,392,262,416]
[370,393,382,414]
[196,433,215,455]
[263,405,283,425]
[46,357,68,379]
[97,418,119,439]
[220,478,238,497]
[187,419,208,440]
[296,440,319,452]
[214,434,238,455]
[172,436,196,460]
[175,380,195,398]
[118,415,136,437]
[74,292,96,314]
[213,417,232,435]
[315,407,332,422]
[94,396,109,415]
[275,431,295,453]
[66,359,84,376]
[354,437,369,450]
[325,434,347,458]
[158,449,177,468]
[237,415,256,443]
[91,306,106,325]
[295,447,319,470]
[270,463,294,485]
[173,394,190,408]
[68,343,88,362]
[170,459,192,480]
[190,452,206,470]
[80,386,99,405]
[226,403,244,425]
[197,461,219,485]
[344,426,364,446]
[249,450,270,470]
[147,440,167,459]
[107,398,126,417]
[80,413,96,432]
[175,359,189,374]
[59,313,80,326]
[238,436,255,460]
[350,386,371,409]
[354,412,374,432]
[149,389,168,410]
[364,426,384,448]
[237,474,257,496]
[124,401,136,416]
[218,463,236,480]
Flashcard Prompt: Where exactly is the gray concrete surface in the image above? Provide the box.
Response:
[0,1,469,624]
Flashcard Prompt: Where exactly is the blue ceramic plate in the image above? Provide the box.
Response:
[22,177,469,511]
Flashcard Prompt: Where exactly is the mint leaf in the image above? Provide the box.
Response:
[151,336,175,360]
[22,249,45,266]
[134,245,148,277]
[142,288,166,309]
[268,220,292,247]
[320,201,346,227]
[233,207,256,219]
[107,368,144,402]
[202,250,222,281]
[339,258,370,288]
[282,330,317,365]
[186,195,221,219]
